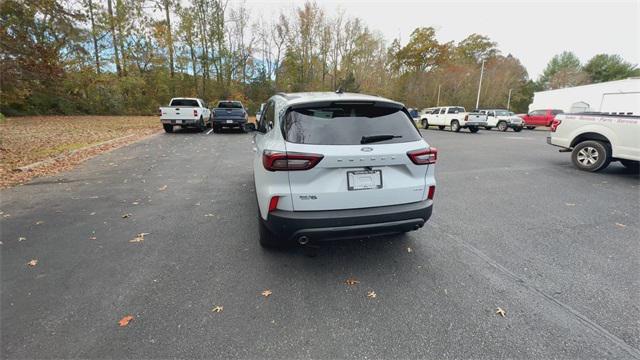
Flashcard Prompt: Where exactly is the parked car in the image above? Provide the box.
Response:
[547,112,640,172]
[418,107,437,128]
[520,109,563,129]
[478,109,524,132]
[421,106,488,133]
[159,97,211,133]
[246,92,436,247]
[211,100,248,133]
[407,108,420,122]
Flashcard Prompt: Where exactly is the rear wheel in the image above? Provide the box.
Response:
[497,121,508,132]
[163,124,173,133]
[526,126,535,130]
[212,125,220,133]
[513,126,523,132]
[468,126,479,133]
[451,120,461,132]
[571,140,611,172]
[421,119,428,129]
[484,126,492,130]
[198,117,205,132]
[438,125,445,130]
[620,159,640,173]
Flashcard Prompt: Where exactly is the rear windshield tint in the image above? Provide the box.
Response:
[218,101,243,109]
[170,99,199,107]
[283,104,421,145]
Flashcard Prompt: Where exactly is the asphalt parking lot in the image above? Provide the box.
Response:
[1,127,639,359]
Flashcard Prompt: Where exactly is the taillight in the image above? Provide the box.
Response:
[427,185,436,200]
[262,151,324,171]
[407,148,437,165]
[550,119,562,132]
[464,114,469,121]
[268,196,280,212]
[193,109,198,117]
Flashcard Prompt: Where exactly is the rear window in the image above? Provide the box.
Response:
[170,99,199,107]
[283,104,421,145]
[217,101,243,109]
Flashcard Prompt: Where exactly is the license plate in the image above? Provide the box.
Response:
[347,170,382,191]
[175,120,182,124]
[226,120,233,124]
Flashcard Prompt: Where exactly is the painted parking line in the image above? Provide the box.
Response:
[205,129,213,135]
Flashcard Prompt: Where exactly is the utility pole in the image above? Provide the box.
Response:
[436,84,441,106]
[507,88,513,110]
[475,59,485,110]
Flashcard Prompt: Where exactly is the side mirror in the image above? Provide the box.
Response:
[243,123,256,132]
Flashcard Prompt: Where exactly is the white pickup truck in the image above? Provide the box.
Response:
[421,106,488,133]
[547,113,640,172]
[159,97,211,133]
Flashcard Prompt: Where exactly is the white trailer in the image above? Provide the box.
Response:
[529,78,640,115]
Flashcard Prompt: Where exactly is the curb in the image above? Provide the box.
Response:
[16,132,159,172]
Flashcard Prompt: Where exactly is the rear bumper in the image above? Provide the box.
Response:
[263,200,433,243]
[161,119,198,125]
[463,121,488,127]
[213,119,247,127]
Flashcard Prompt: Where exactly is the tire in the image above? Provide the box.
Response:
[451,120,461,132]
[258,218,284,248]
[497,121,508,132]
[526,126,535,130]
[198,117,205,132]
[468,126,479,133]
[163,124,173,133]
[212,125,220,133]
[620,160,640,173]
[513,126,523,132]
[484,126,492,131]
[421,119,428,129]
[571,140,612,172]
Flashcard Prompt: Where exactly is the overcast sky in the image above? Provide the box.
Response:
[243,0,640,79]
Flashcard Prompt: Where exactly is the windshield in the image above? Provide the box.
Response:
[283,104,421,145]
[217,101,243,109]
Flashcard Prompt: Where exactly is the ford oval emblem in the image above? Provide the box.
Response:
[361,147,374,152]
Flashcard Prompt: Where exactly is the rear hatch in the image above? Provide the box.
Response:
[214,101,245,120]
[283,102,432,211]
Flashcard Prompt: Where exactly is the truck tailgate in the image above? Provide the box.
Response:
[160,107,201,120]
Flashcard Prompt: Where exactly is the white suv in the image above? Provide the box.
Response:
[247,92,437,247]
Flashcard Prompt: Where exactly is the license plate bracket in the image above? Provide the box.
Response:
[347,170,382,191]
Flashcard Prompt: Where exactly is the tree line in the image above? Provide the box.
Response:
[1,0,638,116]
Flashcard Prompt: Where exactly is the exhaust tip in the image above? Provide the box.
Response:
[297,236,310,245]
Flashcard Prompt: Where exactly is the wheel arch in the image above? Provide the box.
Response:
[570,132,611,148]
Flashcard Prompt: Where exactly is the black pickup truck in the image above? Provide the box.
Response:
[211,101,248,133]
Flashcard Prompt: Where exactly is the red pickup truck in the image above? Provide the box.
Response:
[519,109,564,129]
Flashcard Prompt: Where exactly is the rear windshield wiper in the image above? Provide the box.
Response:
[360,134,402,144]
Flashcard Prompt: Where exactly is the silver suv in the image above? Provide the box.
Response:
[246,92,437,247]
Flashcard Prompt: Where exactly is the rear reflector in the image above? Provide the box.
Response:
[263,151,324,171]
[427,185,436,200]
[268,196,280,212]
[407,148,437,165]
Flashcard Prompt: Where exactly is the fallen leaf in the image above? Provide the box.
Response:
[261,289,272,297]
[615,223,626,228]
[118,315,134,327]
[132,202,139,205]
[407,247,413,253]
[211,305,223,313]
[19,237,26,242]
[90,212,96,215]
[121,213,132,218]
[35,221,44,225]
[158,185,167,191]
[129,232,149,243]
[204,213,215,217]
[27,259,38,267]
[496,307,506,317]
[345,277,360,286]
[89,236,97,240]
[565,203,576,207]
[366,290,377,299]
